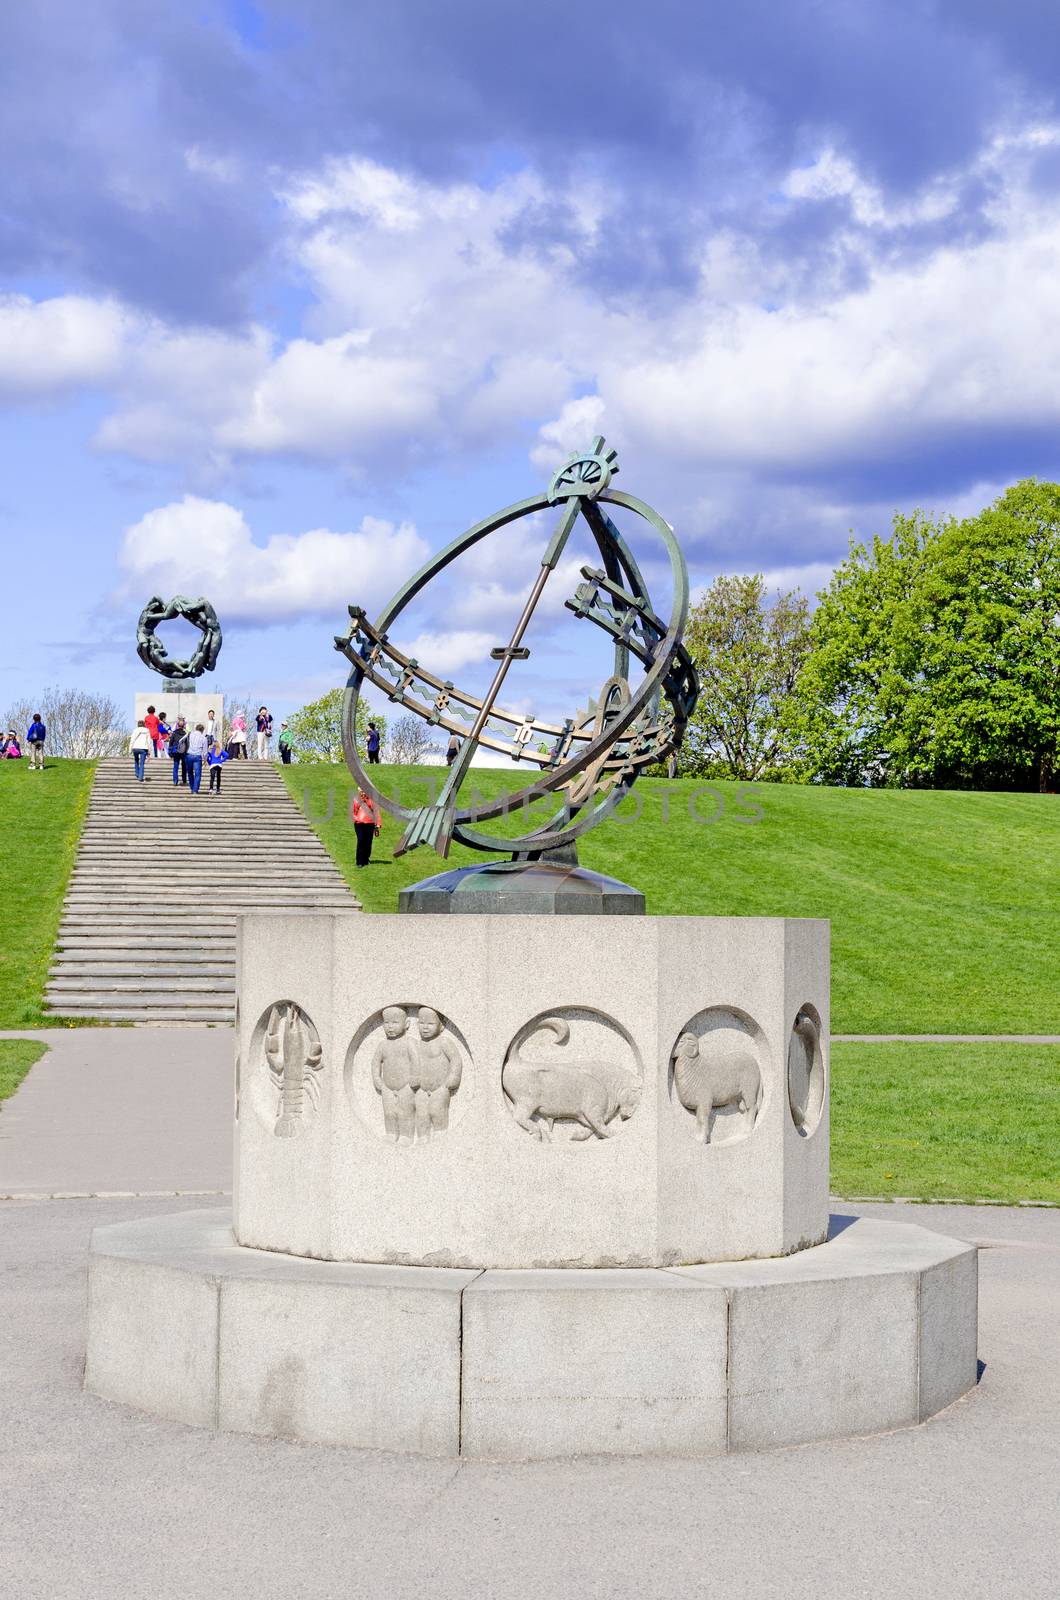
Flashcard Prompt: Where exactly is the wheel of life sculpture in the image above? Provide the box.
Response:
[334,438,699,860]
[136,594,223,680]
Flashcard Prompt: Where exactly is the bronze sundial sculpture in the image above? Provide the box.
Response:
[334,438,698,912]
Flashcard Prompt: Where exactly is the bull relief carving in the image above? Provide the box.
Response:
[263,1001,324,1137]
[502,1010,641,1142]
[371,1005,463,1145]
[670,1008,764,1145]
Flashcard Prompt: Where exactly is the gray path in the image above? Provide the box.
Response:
[0,1196,1055,1600]
[0,1028,231,1196]
[1,1032,1058,1598]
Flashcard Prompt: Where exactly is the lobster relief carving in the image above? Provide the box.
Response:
[264,1001,324,1137]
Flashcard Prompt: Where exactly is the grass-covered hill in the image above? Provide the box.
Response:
[283,766,1060,1038]
[0,760,94,1027]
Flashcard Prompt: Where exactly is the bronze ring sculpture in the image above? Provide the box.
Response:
[334,437,698,861]
[136,594,223,680]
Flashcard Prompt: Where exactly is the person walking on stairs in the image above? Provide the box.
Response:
[143,705,159,755]
[255,706,273,760]
[168,718,189,785]
[185,723,208,793]
[228,714,247,758]
[207,739,229,794]
[279,722,294,764]
[352,784,381,868]
[130,720,152,782]
[26,713,46,770]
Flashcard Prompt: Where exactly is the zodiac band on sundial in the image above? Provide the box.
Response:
[334,438,699,860]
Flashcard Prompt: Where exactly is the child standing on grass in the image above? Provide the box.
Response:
[26,713,46,770]
[207,740,229,794]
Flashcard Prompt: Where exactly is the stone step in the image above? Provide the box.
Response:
[54,940,235,953]
[49,960,236,978]
[70,869,344,884]
[45,1002,234,1023]
[62,896,344,908]
[47,975,235,993]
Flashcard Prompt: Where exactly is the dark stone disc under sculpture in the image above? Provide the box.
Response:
[397,860,645,916]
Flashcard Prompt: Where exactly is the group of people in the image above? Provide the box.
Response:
[1,715,47,766]
[129,704,292,792]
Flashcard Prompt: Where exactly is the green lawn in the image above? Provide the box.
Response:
[830,1041,1060,1203]
[0,1038,47,1104]
[282,765,1060,1036]
[0,760,95,1026]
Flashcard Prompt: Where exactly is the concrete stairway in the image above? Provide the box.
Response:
[46,757,360,1023]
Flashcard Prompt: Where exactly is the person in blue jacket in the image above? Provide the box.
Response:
[26,713,46,771]
[207,740,230,794]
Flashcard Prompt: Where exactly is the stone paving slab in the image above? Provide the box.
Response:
[0,1028,231,1196]
[0,1195,1055,1600]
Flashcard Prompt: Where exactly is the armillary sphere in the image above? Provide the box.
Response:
[334,437,698,859]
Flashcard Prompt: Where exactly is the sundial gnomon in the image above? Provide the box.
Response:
[335,438,698,860]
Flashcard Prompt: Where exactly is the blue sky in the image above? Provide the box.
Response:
[3,0,1060,733]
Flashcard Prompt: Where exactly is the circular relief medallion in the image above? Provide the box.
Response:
[669,1006,765,1145]
[345,1003,471,1146]
[501,1007,642,1143]
[787,1005,825,1137]
[251,1001,323,1138]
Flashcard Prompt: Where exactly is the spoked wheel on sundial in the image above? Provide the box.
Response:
[333,437,699,913]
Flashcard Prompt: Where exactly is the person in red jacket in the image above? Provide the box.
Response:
[143,705,159,753]
[351,785,381,868]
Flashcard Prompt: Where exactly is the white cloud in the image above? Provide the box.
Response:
[118,495,428,624]
[0,294,128,399]
[399,630,496,675]
[10,127,1060,521]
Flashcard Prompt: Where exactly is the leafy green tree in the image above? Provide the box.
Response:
[681,574,811,780]
[795,512,934,786]
[286,688,385,765]
[800,481,1060,791]
[914,480,1060,792]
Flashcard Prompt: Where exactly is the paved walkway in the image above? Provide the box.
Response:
[0,1028,230,1196]
[1,1031,1058,1598]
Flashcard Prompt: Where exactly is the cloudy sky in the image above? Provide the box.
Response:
[3,0,1060,732]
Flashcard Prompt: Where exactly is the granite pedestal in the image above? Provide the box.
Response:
[84,911,979,1459]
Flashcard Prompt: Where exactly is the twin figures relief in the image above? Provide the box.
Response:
[257,1000,825,1147]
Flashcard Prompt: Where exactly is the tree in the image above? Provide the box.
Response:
[795,512,934,786]
[681,575,812,780]
[914,481,1060,792]
[799,482,1060,791]
[385,713,438,765]
[286,688,384,765]
[3,687,125,758]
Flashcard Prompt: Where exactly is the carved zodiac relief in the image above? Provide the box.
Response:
[670,1008,764,1145]
[369,1004,463,1145]
[262,1001,324,1138]
[787,1005,825,1136]
[502,1009,641,1142]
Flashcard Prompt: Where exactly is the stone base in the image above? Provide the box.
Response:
[133,690,224,739]
[85,1210,978,1460]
